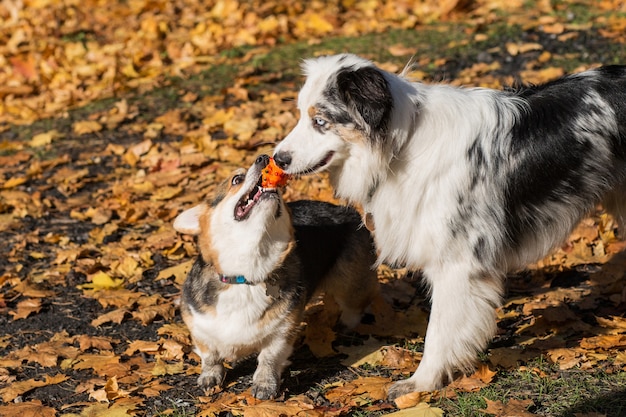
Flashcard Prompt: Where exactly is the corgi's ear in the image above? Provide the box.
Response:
[173,204,206,235]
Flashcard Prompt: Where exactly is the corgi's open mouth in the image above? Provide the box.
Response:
[234,176,278,221]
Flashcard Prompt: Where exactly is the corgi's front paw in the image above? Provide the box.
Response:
[197,365,224,389]
[251,379,279,400]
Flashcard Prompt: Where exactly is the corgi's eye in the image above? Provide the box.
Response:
[313,116,327,128]
[231,174,245,186]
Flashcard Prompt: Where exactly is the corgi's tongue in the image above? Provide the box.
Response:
[234,185,276,221]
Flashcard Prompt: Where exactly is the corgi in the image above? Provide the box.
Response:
[173,154,378,400]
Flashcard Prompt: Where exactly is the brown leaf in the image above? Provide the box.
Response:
[481,398,537,417]
[0,400,56,417]
[324,376,390,405]
[91,308,129,326]
[76,335,115,351]
[0,374,68,402]
[9,298,42,320]
[73,352,127,377]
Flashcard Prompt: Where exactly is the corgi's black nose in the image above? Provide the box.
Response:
[273,151,291,169]
[255,154,270,167]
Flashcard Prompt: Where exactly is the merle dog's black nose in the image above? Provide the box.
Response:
[273,151,291,169]
[255,154,270,167]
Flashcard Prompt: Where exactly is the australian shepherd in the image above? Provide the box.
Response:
[173,154,378,399]
[272,54,626,398]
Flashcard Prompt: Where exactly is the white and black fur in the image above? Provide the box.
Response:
[173,154,378,399]
[273,54,626,398]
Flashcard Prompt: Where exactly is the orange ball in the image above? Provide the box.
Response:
[261,158,290,188]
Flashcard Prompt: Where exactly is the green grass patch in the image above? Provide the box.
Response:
[438,357,626,417]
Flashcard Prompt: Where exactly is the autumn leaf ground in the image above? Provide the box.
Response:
[2,1,626,416]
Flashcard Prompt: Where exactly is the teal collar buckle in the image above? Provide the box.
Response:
[219,275,249,285]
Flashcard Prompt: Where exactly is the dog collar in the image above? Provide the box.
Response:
[219,275,281,298]
[219,275,249,284]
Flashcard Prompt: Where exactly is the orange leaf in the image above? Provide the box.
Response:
[10,55,38,80]
[580,335,626,350]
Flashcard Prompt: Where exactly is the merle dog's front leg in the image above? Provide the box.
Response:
[388,263,503,399]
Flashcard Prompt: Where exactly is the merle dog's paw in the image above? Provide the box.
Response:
[251,380,279,400]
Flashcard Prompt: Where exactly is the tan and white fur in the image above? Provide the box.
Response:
[173,154,378,399]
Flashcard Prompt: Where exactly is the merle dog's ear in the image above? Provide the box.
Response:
[336,66,393,135]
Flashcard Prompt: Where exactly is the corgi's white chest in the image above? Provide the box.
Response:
[188,285,281,357]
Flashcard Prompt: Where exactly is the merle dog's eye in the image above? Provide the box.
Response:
[313,117,327,128]
[231,174,245,186]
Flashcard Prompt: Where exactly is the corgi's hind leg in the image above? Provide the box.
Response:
[602,182,626,238]
[326,247,379,328]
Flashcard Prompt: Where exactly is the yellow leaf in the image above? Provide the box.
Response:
[79,271,124,290]
[150,185,183,201]
[30,130,63,147]
[157,259,194,285]
[338,337,387,367]
[114,256,139,279]
[73,120,103,135]
[151,357,184,376]
[297,12,334,36]
[63,402,139,417]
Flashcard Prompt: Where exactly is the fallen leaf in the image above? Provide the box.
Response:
[0,374,68,402]
[580,335,626,350]
[0,400,56,417]
[30,130,63,148]
[73,120,103,135]
[9,298,42,320]
[78,271,125,290]
[385,402,444,417]
[338,337,387,367]
[394,391,433,409]
[91,308,129,326]
[481,398,536,417]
